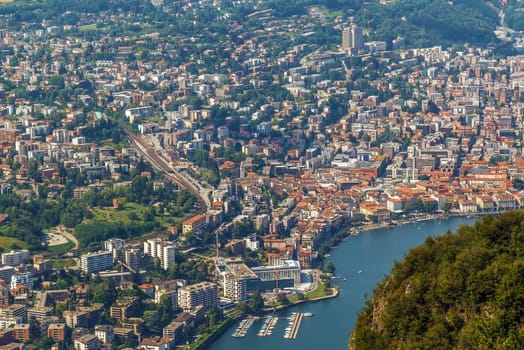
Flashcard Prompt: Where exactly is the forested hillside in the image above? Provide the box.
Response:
[350,211,524,350]
[354,0,499,47]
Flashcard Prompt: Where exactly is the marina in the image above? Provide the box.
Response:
[232,316,255,338]
[284,312,304,339]
[258,316,278,336]
[215,216,479,350]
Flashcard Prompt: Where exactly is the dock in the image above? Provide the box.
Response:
[289,313,303,339]
[257,316,278,336]
[284,312,304,339]
[232,315,255,337]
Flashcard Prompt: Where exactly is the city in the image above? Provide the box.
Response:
[0,0,521,349]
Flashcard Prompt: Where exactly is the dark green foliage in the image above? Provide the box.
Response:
[354,0,498,47]
[92,280,118,309]
[351,211,524,349]
[75,222,159,248]
[249,288,264,314]
[0,194,65,250]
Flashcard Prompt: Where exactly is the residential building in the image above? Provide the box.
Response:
[63,310,88,328]
[10,272,33,291]
[177,282,218,312]
[48,323,66,342]
[182,214,207,235]
[217,258,257,302]
[0,266,14,285]
[74,334,101,350]
[81,251,113,274]
[110,297,139,322]
[94,325,114,344]
[1,250,29,266]
[12,324,30,342]
[0,305,26,322]
[104,238,125,253]
[143,239,175,270]
[139,336,172,350]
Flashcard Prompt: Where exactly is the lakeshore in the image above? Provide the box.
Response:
[210,215,481,350]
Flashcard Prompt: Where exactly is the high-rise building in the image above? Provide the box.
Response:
[351,25,363,50]
[48,323,66,342]
[104,238,125,253]
[81,251,113,274]
[177,282,218,312]
[1,250,29,266]
[74,334,101,350]
[342,27,351,50]
[94,325,114,344]
[342,24,363,52]
[11,272,33,291]
[143,239,176,270]
[0,266,15,284]
[217,258,257,302]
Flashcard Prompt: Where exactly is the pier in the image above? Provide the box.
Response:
[257,316,278,336]
[232,316,255,338]
[289,313,303,339]
[283,312,304,339]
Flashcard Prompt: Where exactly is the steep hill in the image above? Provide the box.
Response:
[350,211,524,350]
[354,0,500,47]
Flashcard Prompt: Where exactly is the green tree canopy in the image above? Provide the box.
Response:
[350,211,524,350]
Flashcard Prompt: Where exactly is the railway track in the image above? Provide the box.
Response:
[125,131,211,211]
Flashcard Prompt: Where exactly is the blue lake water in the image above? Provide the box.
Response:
[210,216,479,350]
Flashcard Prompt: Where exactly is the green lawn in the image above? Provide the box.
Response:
[79,24,98,31]
[0,236,28,251]
[49,258,76,269]
[47,241,75,253]
[89,202,175,227]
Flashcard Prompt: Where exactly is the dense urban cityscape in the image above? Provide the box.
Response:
[0,0,521,349]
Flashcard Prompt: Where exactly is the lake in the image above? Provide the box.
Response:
[210,216,479,350]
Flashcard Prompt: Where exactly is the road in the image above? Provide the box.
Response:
[125,130,212,210]
[54,225,79,250]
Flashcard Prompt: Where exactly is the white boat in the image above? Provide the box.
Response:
[303,312,313,317]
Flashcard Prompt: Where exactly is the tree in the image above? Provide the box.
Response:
[249,288,264,314]
[92,280,117,308]
[206,306,222,328]
[144,310,162,335]
[323,261,336,274]
[277,293,290,305]
[182,324,194,344]
[27,158,42,182]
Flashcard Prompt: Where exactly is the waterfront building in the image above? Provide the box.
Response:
[177,282,218,312]
[139,336,172,350]
[250,260,301,291]
[163,320,184,342]
[81,251,113,274]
